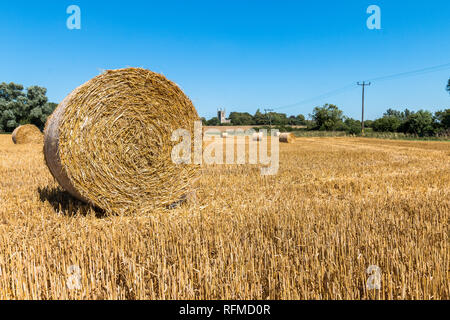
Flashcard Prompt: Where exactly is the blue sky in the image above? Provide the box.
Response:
[1,0,449,120]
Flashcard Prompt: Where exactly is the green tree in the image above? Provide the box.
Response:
[383,108,412,121]
[288,115,296,125]
[268,112,289,125]
[27,86,49,128]
[343,117,361,134]
[372,116,402,132]
[310,104,344,130]
[364,119,374,128]
[401,110,434,136]
[0,82,56,132]
[433,109,450,130]
[0,83,27,132]
[384,108,404,120]
[253,109,267,125]
[295,114,306,125]
[229,112,254,125]
[206,117,220,126]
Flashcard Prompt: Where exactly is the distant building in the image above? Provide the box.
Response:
[218,108,231,124]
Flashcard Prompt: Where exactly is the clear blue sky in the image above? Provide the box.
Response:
[1,0,449,120]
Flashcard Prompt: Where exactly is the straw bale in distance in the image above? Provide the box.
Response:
[11,124,43,144]
[252,132,263,141]
[279,132,295,143]
[44,68,199,214]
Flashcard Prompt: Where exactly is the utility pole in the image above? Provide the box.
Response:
[357,81,371,135]
[264,108,274,127]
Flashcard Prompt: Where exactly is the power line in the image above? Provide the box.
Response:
[270,62,450,112]
[272,83,357,111]
[366,62,450,83]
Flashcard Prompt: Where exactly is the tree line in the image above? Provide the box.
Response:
[2,79,449,137]
[201,104,449,136]
[203,78,450,137]
[309,104,450,136]
[202,110,307,127]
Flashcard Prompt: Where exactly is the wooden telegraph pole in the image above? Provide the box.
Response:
[264,108,274,128]
[357,81,371,135]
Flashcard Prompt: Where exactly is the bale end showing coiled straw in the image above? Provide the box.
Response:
[44,68,199,215]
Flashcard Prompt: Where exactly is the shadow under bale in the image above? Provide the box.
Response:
[38,186,105,218]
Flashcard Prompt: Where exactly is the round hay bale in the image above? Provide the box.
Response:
[252,132,263,141]
[221,132,228,138]
[44,68,199,214]
[279,132,295,143]
[11,124,43,144]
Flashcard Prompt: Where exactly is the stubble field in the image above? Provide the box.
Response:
[0,134,448,299]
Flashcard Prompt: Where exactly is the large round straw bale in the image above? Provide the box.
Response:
[44,68,199,214]
[11,124,43,144]
[252,132,263,141]
[279,132,295,143]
